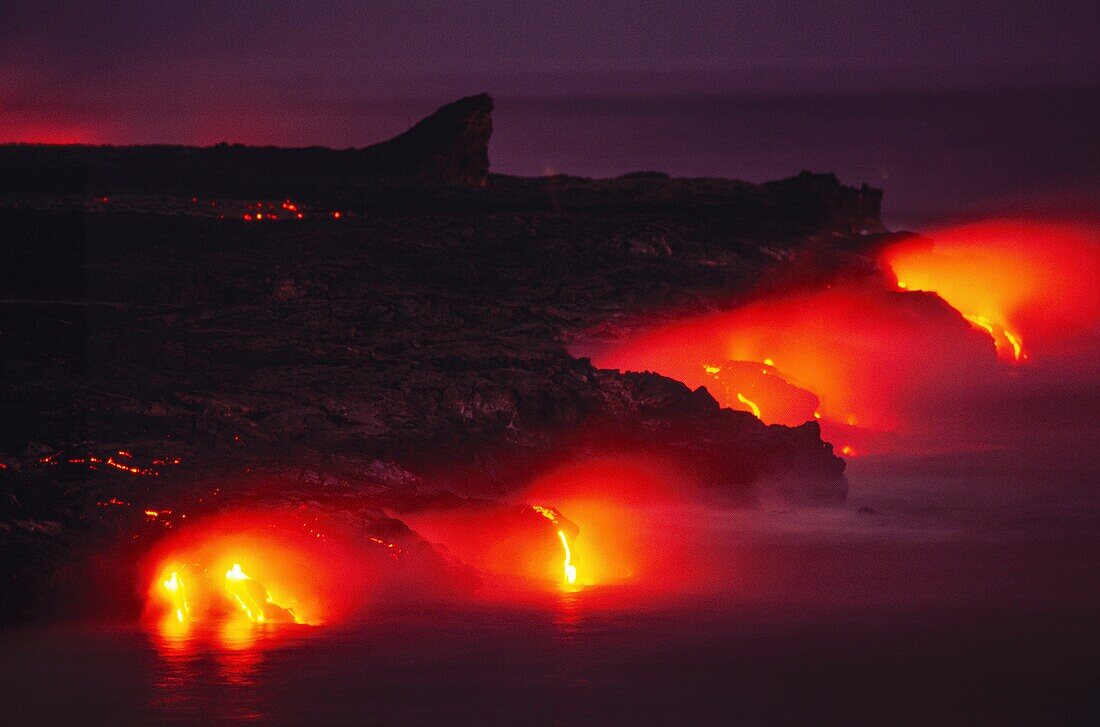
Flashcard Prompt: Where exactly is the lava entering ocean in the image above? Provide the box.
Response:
[397,501,585,594]
[531,505,579,586]
[142,509,369,636]
[583,219,1100,456]
[519,455,705,594]
[883,220,1100,364]
[395,455,704,600]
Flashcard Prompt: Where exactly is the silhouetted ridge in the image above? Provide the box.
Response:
[0,93,494,196]
[356,92,492,185]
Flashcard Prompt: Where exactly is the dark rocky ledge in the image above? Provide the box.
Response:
[0,93,887,623]
[0,93,495,196]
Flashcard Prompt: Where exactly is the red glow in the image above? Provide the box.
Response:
[587,283,995,440]
[142,509,370,634]
[583,218,1100,455]
[883,220,1100,363]
[520,456,701,593]
[531,505,578,586]
[402,503,581,592]
[0,124,102,145]
[401,455,701,600]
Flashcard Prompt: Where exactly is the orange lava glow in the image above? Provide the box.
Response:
[558,531,577,585]
[521,456,705,593]
[883,221,1100,364]
[224,563,300,624]
[142,509,369,635]
[161,571,190,624]
[583,218,1100,455]
[586,283,996,441]
[401,502,582,593]
[736,392,761,419]
[402,455,703,599]
[532,505,579,586]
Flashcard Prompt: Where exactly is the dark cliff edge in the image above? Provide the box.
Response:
[0,93,494,196]
[0,93,888,623]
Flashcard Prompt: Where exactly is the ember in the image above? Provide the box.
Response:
[43,449,181,477]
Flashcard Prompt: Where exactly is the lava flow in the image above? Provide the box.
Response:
[161,571,190,624]
[583,219,1100,455]
[520,455,709,594]
[142,508,369,634]
[883,220,1100,364]
[223,563,299,624]
[532,505,578,586]
[398,501,584,593]
[586,283,998,448]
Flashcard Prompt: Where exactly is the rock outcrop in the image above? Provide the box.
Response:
[355,92,492,185]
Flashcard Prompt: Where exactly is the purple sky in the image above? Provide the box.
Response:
[2,1,1096,146]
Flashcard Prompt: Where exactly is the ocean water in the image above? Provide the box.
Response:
[3,473,1098,725]
[2,602,1095,725]
[5,584,1099,725]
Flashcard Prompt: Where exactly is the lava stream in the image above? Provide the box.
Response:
[582,218,1100,455]
[533,504,579,586]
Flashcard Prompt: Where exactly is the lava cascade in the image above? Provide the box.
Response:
[883,220,1100,366]
[583,219,1100,455]
[142,509,369,634]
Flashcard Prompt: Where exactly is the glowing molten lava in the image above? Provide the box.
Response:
[581,218,1100,455]
[584,284,993,439]
[558,531,577,585]
[961,314,1023,361]
[224,563,299,624]
[161,571,190,624]
[533,505,578,586]
[736,392,761,419]
[143,509,370,634]
[884,221,1100,364]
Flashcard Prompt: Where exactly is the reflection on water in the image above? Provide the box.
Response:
[144,620,315,724]
[149,624,199,712]
[0,592,1096,725]
[552,591,582,643]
